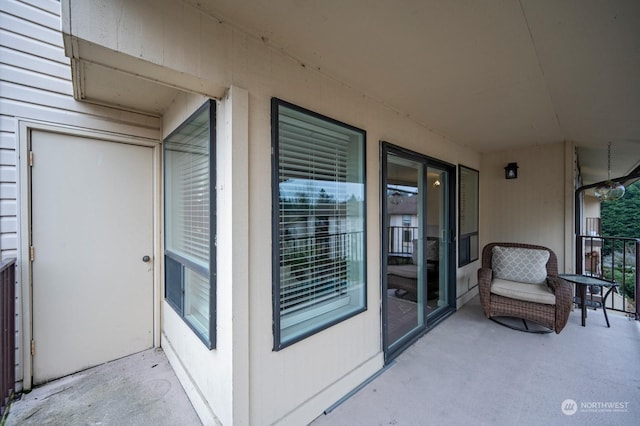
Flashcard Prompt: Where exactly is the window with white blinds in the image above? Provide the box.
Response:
[165,121,210,266]
[164,100,215,348]
[272,98,366,349]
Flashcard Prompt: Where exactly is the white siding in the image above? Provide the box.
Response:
[0,0,161,386]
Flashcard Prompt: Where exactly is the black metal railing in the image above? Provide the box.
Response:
[388,226,419,256]
[577,236,639,319]
[1,258,16,418]
[280,231,363,313]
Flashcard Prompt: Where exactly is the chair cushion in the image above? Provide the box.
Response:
[491,278,556,305]
[491,246,549,284]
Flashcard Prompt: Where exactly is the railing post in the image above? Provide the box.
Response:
[636,240,640,321]
[0,258,16,418]
[576,236,583,275]
[575,235,638,318]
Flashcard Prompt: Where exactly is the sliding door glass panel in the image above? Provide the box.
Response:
[385,153,425,350]
[427,166,450,311]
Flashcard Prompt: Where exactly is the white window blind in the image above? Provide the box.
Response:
[164,101,214,348]
[274,100,366,347]
[184,268,210,335]
[165,115,210,269]
[279,115,349,314]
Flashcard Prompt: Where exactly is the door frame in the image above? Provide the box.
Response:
[18,121,161,389]
[380,141,457,363]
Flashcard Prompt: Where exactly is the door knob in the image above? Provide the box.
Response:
[142,255,151,262]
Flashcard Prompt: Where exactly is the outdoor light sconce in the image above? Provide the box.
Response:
[504,162,518,179]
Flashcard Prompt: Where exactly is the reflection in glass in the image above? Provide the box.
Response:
[459,165,479,266]
[385,154,424,348]
[274,101,366,347]
[428,166,448,309]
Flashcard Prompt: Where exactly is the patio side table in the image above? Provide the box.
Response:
[558,274,619,327]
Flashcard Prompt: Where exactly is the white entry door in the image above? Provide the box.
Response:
[31,130,154,384]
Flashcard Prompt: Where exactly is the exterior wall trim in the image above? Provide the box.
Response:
[161,331,220,425]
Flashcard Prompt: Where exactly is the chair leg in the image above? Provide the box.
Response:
[489,317,553,334]
[602,286,616,328]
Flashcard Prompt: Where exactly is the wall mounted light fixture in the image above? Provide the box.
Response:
[504,162,518,179]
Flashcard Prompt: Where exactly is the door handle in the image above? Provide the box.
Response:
[142,255,151,262]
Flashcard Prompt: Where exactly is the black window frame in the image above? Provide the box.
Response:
[271,98,367,350]
[458,164,479,267]
[163,99,216,349]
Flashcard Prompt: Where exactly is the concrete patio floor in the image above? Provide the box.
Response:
[312,297,640,426]
[4,348,202,426]
[3,297,639,426]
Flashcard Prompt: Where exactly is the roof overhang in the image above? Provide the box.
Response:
[61,0,640,185]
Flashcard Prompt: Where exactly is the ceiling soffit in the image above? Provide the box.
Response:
[69,0,639,185]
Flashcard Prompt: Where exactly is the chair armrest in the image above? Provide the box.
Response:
[477,267,493,317]
[478,268,492,289]
[547,276,572,333]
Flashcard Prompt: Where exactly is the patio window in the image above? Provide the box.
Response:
[164,100,216,348]
[458,165,479,266]
[272,98,367,349]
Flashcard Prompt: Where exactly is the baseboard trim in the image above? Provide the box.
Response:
[162,333,220,426]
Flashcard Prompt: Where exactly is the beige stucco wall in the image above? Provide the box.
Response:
[55,1,569,425]
[480,143,571,271]
[160,90,244,426]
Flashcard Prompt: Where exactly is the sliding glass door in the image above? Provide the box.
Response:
[384,152,425,351]
[427,164,451,313]
[382,143,455,361]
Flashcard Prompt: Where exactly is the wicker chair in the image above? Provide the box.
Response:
[477,242,572,333]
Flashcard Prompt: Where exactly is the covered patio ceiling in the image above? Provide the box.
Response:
[78,0,640,185]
